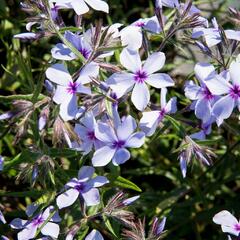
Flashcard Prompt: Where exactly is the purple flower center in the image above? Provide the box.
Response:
[74,183,84,192]
[32,215,44,226]
[79,47,90,59]
[134,70,148,84]
[230,84,240,99]
[134,21,145,27]
[234,223,240,231]
[203,87,214,100]
[112,140,125,149]
[67,82,78,94]
[87,131,96,141]
[158,108,166,119]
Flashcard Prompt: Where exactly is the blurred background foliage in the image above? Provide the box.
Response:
[0,0,240,239]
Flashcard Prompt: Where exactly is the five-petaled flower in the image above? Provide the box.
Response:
[92,113,145,166]
[10,206,61,240]
[107,48,174,111]
[56,166,109,209]
[46,62,99,121]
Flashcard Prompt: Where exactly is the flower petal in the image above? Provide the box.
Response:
[77,62,99,85]
[139,111,159,136]
[59,94,78,121]
[88,176,109,187]
[117,115,137,141]
[41,222,60,239]
[212,95,235,126]
[229,61,240,86]
[78,166,95,181]
[195,98,211,123]
[51,43,76,61]
[92,146,116,167]
[146,73,174,89]
[71,0,89,15]
[56,188,79,209]
[81,188,100,206]
[131,83,150,111]
[107,73,135,98]
[126,132,145,148]
[120,26,143,50]
[53,85,71,104]
[204,75,231,95]
[10,218,27,229]
[18,224,38,240]
[95,122,117,143]
[194,62,215,82]
[184,81,201,100]
[112,148,131,165]
[165,97,177,114]
[213,210,238,226]
[46,64,72,86]
[85,0,109,13]
[120,48,141,72]
[143,52,166,74]
[85,230,104,240]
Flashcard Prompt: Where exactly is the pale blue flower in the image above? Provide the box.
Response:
[56,166,108,209]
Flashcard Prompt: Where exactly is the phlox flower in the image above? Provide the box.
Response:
[56,166,108,209]
[46,62,99,121]
[10,206,61,240]
[213,210,240,237]
[74,111,103,154]
[92,113,145,167]
[192,18,240,47]
[204,61,240,126]
[184,62,217,123]
[107,48,174,111]
[50,0,109,15]
[120,16,162,50]
[140,88,177,136]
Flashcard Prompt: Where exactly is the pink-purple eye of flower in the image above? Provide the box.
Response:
[234,223,240,231]
[87,131,96,141]
[134,22,145,27]
[230,84,240,99]
[74,183,84,192]
[112,140,125,149]
[134,70,148,84]
[79,47,91,59]
[32,215,44,226]
[159,108,166,119]
[67,82,78,94]
[203,87,214,100]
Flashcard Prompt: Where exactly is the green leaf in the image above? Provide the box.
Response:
[165,115,186,138]
[3,150,41,171]
[110,176,142,192]
[48,148,80,158]
[103,214,118,238]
